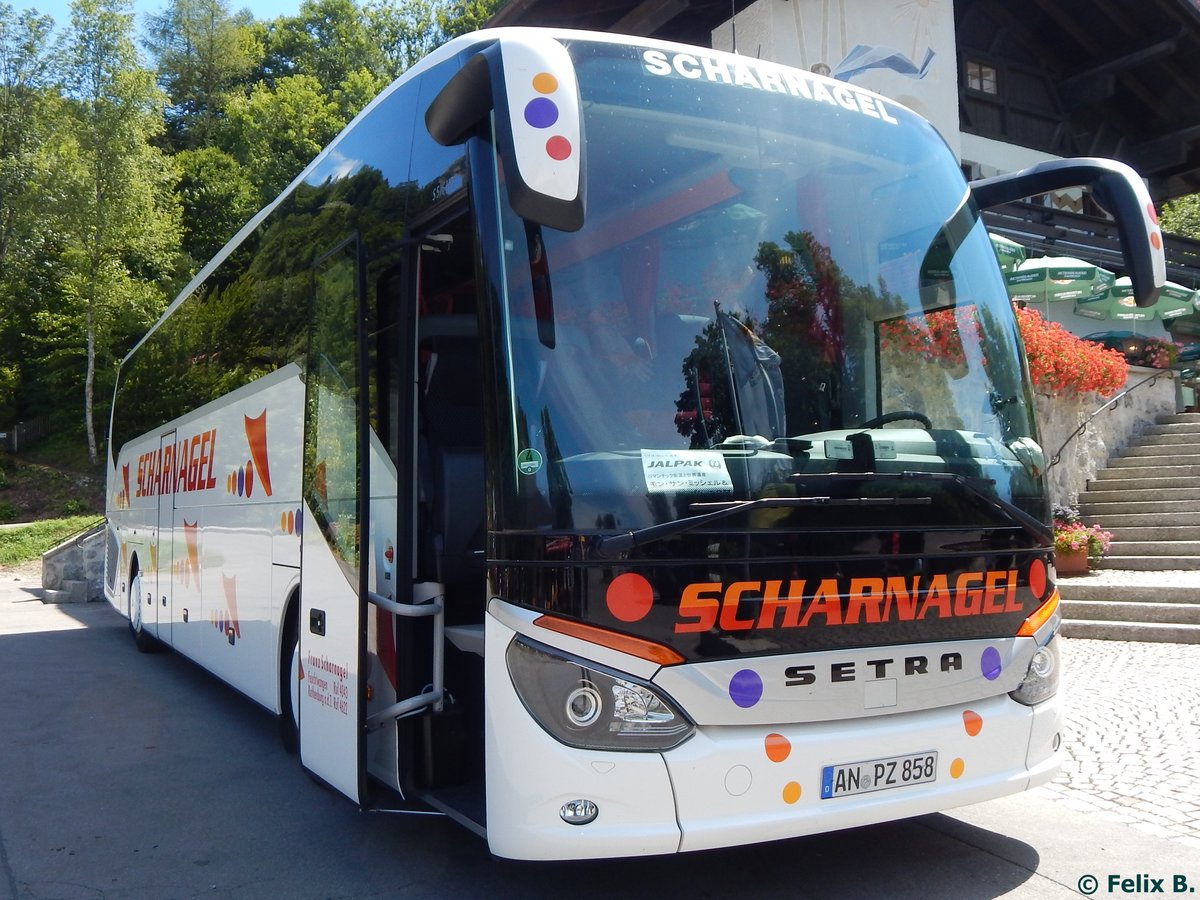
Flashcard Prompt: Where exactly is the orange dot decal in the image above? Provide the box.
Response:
[963,710,983,736]
[764,733,791,763]
[287,510,295,533]
[532,72,558,94]
[782,782,802,804]
[606,573,654,622]
[950,758,965,778]
[280,511,288,532]
[1151,232,1162,250]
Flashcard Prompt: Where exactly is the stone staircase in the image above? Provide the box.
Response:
[1057,411,1200,642]
[39,521,106,603]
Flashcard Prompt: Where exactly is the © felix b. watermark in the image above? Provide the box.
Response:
[1077,874,1196,895]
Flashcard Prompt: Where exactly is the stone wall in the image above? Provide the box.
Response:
[41,522,106,602]
[1036,366,1179,509]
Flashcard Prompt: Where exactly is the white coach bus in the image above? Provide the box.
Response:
[105,27,1166,860]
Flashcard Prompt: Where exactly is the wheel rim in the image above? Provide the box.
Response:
[130,570,143,632]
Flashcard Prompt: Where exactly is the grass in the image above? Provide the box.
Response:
[0,515,104,567]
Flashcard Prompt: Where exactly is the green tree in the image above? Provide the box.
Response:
[0,5,58,426]
[221,72,341,202]
[0,4,55,269]
[142,0,261,149]
[365,0,443,77]
[253,0,384,90]
[437,0,500,39]
[364,0,500,76]
[175,145,257,263]
[56,0,182,463]
[1160,194,1200,239]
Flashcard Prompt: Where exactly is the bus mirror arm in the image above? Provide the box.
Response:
[425,37,586,233]
[969,157,1166,307]
[425,49,496,147]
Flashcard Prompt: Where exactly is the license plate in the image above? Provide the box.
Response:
[820,751,938,799]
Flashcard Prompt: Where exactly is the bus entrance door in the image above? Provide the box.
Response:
[153,430,175,645]
[297,236,368,804]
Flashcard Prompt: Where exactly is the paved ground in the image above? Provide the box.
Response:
[2,559,1198,850]
[1045,638,1200,846]
[1,559,1197,898]
[1052,564,1200,845]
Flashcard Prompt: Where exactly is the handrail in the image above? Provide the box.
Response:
[364,586,445,728]
[1047,371,1171,469]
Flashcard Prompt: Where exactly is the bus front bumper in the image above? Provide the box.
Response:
[483,608,1063,860]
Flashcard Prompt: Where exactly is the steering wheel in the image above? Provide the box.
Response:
[862,410,932,429]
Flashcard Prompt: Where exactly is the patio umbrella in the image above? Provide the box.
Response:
[1075,277,1197,321]
[1006,256,1115,306]
[989,232,1026,274]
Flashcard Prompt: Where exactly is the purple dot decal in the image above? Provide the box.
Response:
[981,646,1002,681]
[295,507,303,534]
[524,97,559,129]
[729,669,763,708]
[237,467,245,496]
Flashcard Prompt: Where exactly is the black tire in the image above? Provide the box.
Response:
[278,600,300,754]
[128,563,158,653]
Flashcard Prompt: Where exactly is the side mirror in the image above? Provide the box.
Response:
[425,35,586,232]
[970,158,1165,307]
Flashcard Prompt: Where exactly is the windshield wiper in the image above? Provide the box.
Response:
[788,471,1052,545]
[593,494,932,560]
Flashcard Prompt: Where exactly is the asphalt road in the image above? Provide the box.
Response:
[1,575,1197,900]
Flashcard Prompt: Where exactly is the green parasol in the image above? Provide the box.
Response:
[988,232,1027,274]
[1076,276,1197,321]
[1006,256,1115,306]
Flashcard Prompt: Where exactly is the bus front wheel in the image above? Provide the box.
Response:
[279,602,300,754]
[128,565,157,653]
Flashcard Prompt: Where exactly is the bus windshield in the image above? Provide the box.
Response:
[493,39,1045,538]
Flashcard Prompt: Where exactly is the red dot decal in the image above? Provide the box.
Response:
[1028,557,1047,599]
[1147,203,1159,225]
[546,135,572,160]
[963,710,983,736]
[606,573,654,622]
[245,458,255,498]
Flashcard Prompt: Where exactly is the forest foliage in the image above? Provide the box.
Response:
[0,0,498,463]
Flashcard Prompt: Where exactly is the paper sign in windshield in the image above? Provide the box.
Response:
[641,449,734,494]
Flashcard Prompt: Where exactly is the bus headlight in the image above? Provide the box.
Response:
[1009,637,1060,706]
[506,636,694,751]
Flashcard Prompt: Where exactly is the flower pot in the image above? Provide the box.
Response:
[1055,548,1089,577]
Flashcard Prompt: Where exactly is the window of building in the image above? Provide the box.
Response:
[966,60,998,94]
